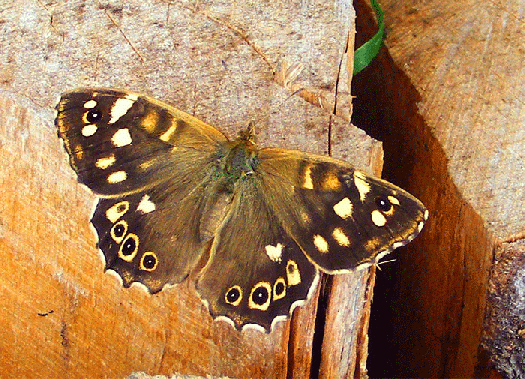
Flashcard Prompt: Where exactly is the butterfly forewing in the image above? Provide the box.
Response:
[55,88,227,196]
[258,148,428,273]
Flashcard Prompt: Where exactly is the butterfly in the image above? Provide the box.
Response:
[55,88,428,332]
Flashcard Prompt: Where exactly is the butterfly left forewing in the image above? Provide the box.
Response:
[258,148,428,273]
[55,88,227,196]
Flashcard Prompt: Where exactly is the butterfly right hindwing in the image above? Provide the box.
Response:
[196,177,319,331]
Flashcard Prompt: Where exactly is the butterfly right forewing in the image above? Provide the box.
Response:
[257,148,428,273]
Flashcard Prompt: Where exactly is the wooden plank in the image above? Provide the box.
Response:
[351,0,525,376]
[0,1,391,378]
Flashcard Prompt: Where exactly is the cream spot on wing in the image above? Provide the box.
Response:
[95,154,116,169]
[83,99,97,109]
[105,201,130,223]
[332,227,350,247]
[371,210,387,227]
[111,128,132,147]
[159,119,178,142]
[265,243,283,262]
[388,195,400,205]
[141,110,159,133]
[137,194,156,214]
[313,234,329,254]
[303,165,314,189]
[108,95,137,124]
[74,145,83,160]
[322,171,342,191]
[107,171,127,183]
[286,260,301,286]
[392,242,405,249]
[81,124,97,137]
[418,219,426,233]
[353,171,370,201]
[333,197,353,219]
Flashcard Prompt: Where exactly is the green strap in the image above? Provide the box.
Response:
[353,0,385,75]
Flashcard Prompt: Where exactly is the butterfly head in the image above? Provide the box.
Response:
[236,122,257,144]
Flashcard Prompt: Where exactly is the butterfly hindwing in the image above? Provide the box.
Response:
[196,179,319,331]
[91,178,222,292]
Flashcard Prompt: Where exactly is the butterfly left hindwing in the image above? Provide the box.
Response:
[55,87,427,332]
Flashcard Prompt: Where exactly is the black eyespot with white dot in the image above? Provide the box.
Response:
[122,237,136,256]
[113,223,125,238]
[110,220,128,243]
[248,282,272,310]
[86,109,102,123]
[225,285,242,306]
[113,224,126,237]
[251,286,269,306]
[118,234,139,262]
[375,196,392,212]
[140,252,158,271]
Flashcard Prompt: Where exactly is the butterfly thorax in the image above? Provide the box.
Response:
[219,131,259,192]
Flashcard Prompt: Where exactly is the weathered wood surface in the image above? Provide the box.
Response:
[351,0,525,377]
[0,1,387,378]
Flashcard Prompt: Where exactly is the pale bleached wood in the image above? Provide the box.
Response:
[0,0,392,378]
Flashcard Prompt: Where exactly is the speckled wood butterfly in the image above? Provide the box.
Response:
[55,88,428,332]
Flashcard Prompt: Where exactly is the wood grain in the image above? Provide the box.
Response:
[0,1,389,378]
[351,0,525,377]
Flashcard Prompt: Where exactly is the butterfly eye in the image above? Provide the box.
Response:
[86,109,103,123]
[375,197,392,212]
